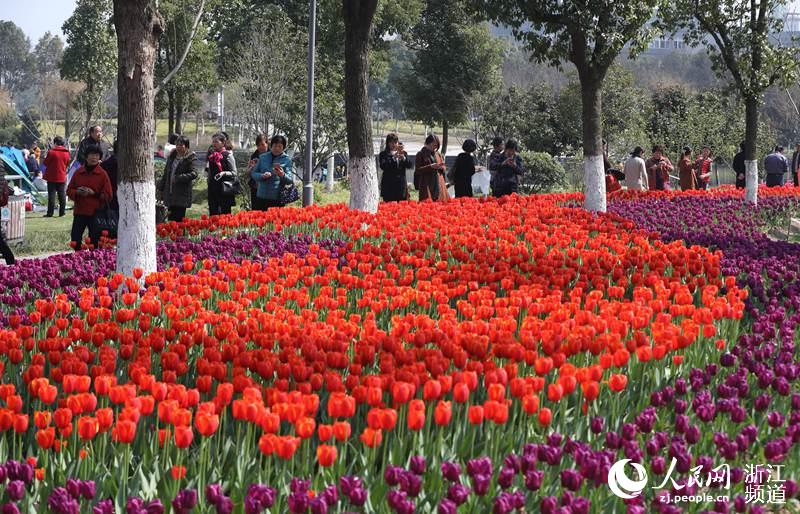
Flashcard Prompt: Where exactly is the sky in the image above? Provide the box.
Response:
[2,0,77,44]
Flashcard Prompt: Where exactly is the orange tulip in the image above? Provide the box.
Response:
[609,374,628,392]
[333,421,351,442]
[194,412,220,437]
[407,408,425,431]
[434,401,452,426]
[276,436,301,460]
[77,417,99,441]
[111,420,137,444]
[36,427,56,449]
[522,394,539,414]
[468,405,484,425]
[295,416,316,439]
[360,427,382,448]
[316,444,337,467]
[34,411,52,429]
[13,414,28,433]
[318,424,333,442]
[174,426,193,448]
[538,407,552,426]
[171,465,186,480]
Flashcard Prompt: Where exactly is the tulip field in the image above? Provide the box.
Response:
[0,188,799,514]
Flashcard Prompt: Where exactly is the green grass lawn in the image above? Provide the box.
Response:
[13,183,351,257]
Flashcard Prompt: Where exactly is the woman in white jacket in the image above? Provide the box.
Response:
[623,146,648,191]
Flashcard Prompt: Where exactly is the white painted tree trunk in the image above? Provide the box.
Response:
[583,154,606,213]
[348,156,379,213]
[326,155,335,192]
[745,160,758,205]
[117,181,157,277]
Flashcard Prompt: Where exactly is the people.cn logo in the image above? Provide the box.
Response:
[608,459,648,499]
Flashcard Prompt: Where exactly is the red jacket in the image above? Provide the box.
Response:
[67,165,113,216]
[43,146,71,183]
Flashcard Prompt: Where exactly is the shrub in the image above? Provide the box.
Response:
[519,151,568,194]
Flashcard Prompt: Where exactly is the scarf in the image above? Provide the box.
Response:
[208,151,223,175]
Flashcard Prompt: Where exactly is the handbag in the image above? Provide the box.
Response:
[279,180,300,206]
[221,175,242,196]
[95,206,119,237]
[155,201,168,225]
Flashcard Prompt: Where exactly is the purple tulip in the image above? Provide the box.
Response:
[447,484,470,505]
[441,461,461,482]
[438,499,457,514]
[6,481,24,502]
[409,456,426,475]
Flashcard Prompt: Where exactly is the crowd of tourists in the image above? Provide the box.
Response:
[611,142,800,193]
[4,125,800,267]
[378,134,526,203]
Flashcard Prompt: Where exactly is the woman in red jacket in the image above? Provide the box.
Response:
[43,136,71,217]
[66,145,113,250]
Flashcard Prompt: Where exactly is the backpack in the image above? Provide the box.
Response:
[0,177,10,207]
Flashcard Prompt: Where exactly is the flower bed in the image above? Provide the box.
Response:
[0,232,345,328]
[0,192,797,513]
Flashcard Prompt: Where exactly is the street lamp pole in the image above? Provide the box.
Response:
[303,0,317,207]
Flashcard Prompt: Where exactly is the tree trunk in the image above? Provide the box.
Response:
[175,91,184,134]
[343,0,380,213]
[326,154,336,192]
[441,119,449,156]
[580,79,606,213]
[64,103,71,147]
[744,96,759,205]
[167,89,175,136]
[113,0,163,278]
[195,111,200,147]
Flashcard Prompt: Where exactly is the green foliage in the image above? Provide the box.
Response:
[223,5,345,171]
[399,0,502,152]
[0,90,18,143]
[659,0,796,98]
[645,86,776,162]
[555,65,649,155]
[0,21,32,95]
[33,32,65,80]
[479,0,661,166]
[206,0,423,82]
[16,109,42,148]
[156,0,217,124]
[518,151,567,194]
[470,84,561,155]
[479,0,660,76]
[658,0,799,160]
[60,0,117,130]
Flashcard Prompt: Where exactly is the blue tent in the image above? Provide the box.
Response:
[0,146,37,192]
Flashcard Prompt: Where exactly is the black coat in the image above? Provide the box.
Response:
[379,149,412,202]
[453,152,476,197]
[492,154,525,197]
[206,150,238,208]
[76,137,111,165]
[732,151,746,189]
[159,151,198,208]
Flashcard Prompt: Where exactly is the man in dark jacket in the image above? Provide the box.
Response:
[733,142,746,189]
[76,125,111,165]
[764,146,788,187]
[43,136,71,217]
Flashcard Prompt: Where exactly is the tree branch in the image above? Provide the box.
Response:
[154,0,205,95]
